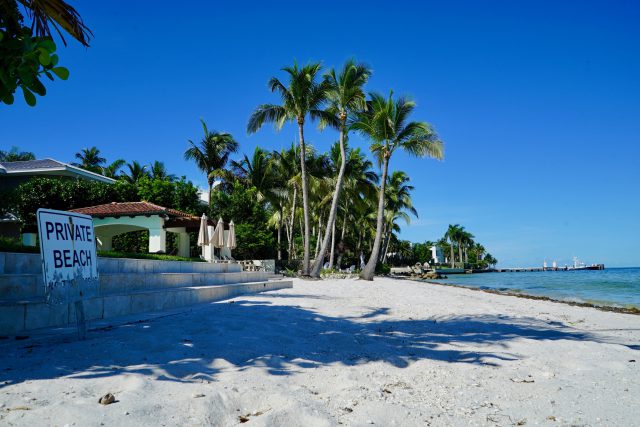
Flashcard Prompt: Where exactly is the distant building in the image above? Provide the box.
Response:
[430,245,445,264]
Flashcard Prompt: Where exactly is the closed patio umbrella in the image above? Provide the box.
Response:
[212,217,225,248]
[197,214,210,247]
[227,220,236,249]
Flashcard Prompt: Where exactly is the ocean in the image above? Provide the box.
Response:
[428,267,640,309]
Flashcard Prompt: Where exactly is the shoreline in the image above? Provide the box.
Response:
[393,275,640,315]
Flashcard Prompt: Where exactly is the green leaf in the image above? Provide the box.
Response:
[29,78,46,96]
[1,92,15,105]
[51,67,69,80]
[22,87,36,106]
[39,39,56,53]
[50,54,59,66]
[38,51,51,66]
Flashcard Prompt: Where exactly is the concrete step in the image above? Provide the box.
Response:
[0,279,293,335]
[0,271,275,300]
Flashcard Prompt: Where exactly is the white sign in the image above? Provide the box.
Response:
[37,209,98,302]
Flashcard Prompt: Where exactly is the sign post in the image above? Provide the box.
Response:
[37,209,99,339]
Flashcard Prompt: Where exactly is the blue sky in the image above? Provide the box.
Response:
[2,1,639,267]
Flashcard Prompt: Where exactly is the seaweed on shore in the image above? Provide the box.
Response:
[396,276,640,315]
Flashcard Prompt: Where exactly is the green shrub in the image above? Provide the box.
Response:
[97,250,203,262]
[210,182,275,260]
[375,262,391,275]
[0,236,39,253]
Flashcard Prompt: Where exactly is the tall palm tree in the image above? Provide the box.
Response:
[73,146,105,173]
[248,61,331,275]
[0,146,35,162]
[122,160,149,184]
[184,119,239,207]
[353,92,444,280]
[310,60,371,277]
[102,159,125,178]
[149,160,176,181]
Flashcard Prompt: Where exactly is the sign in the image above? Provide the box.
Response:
[37,208,99,303]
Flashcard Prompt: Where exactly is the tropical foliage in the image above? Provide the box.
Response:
[0,146,35,161]
[0,0,90,106]
[184,120,238,206]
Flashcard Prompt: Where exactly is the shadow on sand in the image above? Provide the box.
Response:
[1,298,636,387]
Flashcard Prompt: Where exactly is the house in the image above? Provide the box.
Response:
[430,245,445,264]
[71,201,208,258]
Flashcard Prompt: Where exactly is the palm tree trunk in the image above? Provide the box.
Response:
[285,218,291,260]
[310,121,347,278]
[298,121,311,276]
[277,207,283,261]
[208,182,213,207]
[378,223,387,263]
[450,243,455,268]
[288,185,297,260]
[314,213,323,259]
[382,227,392,264]
[360,153,390,281]
[336,208,347,269]
[458,241,463,266]
[328,219,336,270]
[341,201,348,241]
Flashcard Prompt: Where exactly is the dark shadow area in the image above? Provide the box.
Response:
[1,298,637,387]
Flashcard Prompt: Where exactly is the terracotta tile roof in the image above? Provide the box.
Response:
[71,201,199,219]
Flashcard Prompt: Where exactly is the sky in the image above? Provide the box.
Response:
[2,1,639,267]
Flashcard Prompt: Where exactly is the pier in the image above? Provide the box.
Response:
[498,264,605,272]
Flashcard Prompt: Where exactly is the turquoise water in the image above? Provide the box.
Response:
[429,268,640,308]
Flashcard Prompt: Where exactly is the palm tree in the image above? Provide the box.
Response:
[102,159,125,178]
[272,143,302,261]
[460,230,475,264]
[0,146,35,162]
[230,147,278,201]
[353,92,444,280]
[310,60,371,278]
[381,171,418,263]
[73,146,105,173]
[248,61,332,275]
[334,146,378,268]
[122,160,149,184]
[184,119,239,207]
[445,224,462,267]
[149,160,176,181]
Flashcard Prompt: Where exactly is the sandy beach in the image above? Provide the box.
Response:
[1,277,638,426]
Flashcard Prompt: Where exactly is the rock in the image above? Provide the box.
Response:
[98,393,116,405]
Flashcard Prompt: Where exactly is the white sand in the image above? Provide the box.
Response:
[1,277,639,426]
